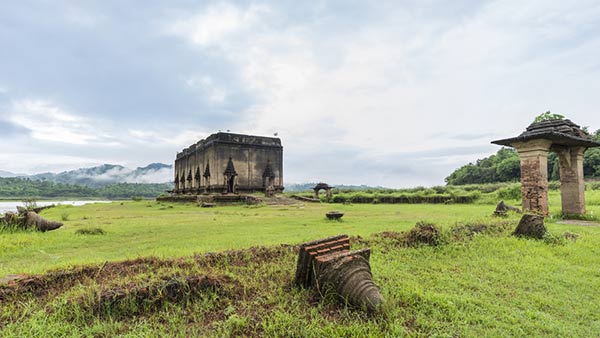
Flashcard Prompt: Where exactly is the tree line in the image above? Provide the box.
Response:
[0,177,173,199]
[445,129,600,185]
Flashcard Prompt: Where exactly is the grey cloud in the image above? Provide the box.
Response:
[2,0,600,187]
[285,144,493,188]
[0,119,29,138]
[0,1,255,129]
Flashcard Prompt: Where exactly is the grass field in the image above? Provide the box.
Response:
[2,194,600,337]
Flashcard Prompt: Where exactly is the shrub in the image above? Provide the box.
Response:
[61,212,70,221]
[497,184,521,201]
[331,195,347,203]
[548,181,561,190]
[534,111,564,123]
[22,198,38,210]
[431,186,449,194]
[588,182,600,190]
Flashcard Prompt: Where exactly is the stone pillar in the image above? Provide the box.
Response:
[554,146,586,215]
[513,140,552,215]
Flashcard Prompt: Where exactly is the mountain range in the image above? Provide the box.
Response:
[0,165,387,191]
[0,163,174,188]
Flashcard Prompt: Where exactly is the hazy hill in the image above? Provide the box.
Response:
[0,170,21,178]
[0,163,173,188]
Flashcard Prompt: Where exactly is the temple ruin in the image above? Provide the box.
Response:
[492,119,600,216]
[173,132,283,195]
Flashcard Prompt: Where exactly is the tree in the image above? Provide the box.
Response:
[446,136,600,184]
[583,129,600,178]
[548,152,560,181]
[497,156,521,182]
[445,148,520,185]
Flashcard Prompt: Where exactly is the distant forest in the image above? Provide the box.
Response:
[445,129,600,185]
[0,177,173,199]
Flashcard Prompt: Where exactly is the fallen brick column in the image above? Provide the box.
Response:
[294,235,383,312]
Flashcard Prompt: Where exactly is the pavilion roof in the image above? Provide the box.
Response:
[492,119,600,148]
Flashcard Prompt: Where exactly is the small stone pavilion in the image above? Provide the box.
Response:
[174,132,283,194]
[492,119,600,216]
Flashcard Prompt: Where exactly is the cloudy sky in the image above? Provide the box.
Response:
[1,1,600,187]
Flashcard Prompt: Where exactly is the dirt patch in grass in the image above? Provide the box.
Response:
[0,257,194,301]
[0,245,295,302]
[88,274,235,319]
[375,231,404,240]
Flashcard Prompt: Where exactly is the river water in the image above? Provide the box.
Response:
[0,201,112,214]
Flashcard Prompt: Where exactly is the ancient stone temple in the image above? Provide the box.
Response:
[492,119,600,215]
[174,132,283,194]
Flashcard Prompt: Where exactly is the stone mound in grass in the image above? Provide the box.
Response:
[2,210,63,232]
[513,214,546,239]
[494,200,522,216]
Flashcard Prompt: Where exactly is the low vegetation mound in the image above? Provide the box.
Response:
[404,222,443,247]
[451,221,513,240]
[88,275,231,319]
[75,227,106,235]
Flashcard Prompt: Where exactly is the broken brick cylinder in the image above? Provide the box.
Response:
[294,235,383,312]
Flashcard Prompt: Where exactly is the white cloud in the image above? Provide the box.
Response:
[71,165,173,184]
[127,128,208,147]
[167,2,270,46]
[8,99,120,146]
[125,167,173,184]
[165,0,600,187]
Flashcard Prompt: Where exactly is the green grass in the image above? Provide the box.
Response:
[2,195,600,337]
[1,201,507,276]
